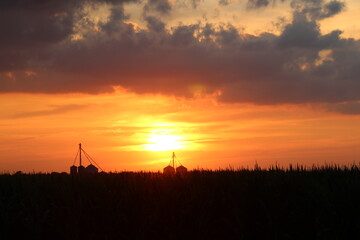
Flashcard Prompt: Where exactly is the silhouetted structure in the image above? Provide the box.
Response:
[176,165,187,174]
[163,152,187,174]
[78,165,85,174]
[70,143,102,174]
[85,164,98,174]
[70,165,78,174]
[163,165,175,175]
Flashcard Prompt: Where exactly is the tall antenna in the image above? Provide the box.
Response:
[79,143,82,166]
[172,152,175,168]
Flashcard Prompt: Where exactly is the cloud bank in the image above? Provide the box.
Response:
[0,0,359,109]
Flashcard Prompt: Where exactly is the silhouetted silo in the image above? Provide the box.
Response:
[176,165,187,174]
[163,165,175,175]
[70,165,78,174]
[164,152,187,175]
[85,164,98,174]
[71,143,103,174]
[78,165,85,174]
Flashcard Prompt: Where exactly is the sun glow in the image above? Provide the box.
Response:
[145,132,184,151]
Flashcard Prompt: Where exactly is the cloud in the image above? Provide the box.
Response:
[247,0,276,9]
[143,0,172,15]
[0,0,359,108]
[278,12,343,49]
[247,0,345,20]
[100,4,128,34]
[8,104,88,119]
[324,102,360,115]
[145,16,166,32]
[320,0,346,19]
[291,0,346,21]
[0,0,140,72]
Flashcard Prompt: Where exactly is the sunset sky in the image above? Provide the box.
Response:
[1,0,360,172]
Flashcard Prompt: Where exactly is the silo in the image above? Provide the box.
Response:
[78,165,85,174]
[85,164,98,174]
[70,165,78,174]
[176,165,187,174]
[163,165,175,175]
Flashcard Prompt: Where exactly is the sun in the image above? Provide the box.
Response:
[145,132,184,151]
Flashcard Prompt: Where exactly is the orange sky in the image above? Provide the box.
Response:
[1,90,359,172]
[1,0,360,172]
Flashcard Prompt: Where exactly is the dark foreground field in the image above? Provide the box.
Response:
[1,168,360,239]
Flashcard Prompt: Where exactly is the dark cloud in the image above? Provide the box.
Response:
[247,0,345,20]
[321,1,345,19]
[278,13,342,49]
[290,0,345,20]
[0,0,359,109]
[247,0,276,9]
[0,2,74,50]
[325,102,360,115]
[0,0,138,72]
[0,0,138,48]
[278,15,320,48]
[146,16,166,32]
[170,24,199,46]
[100,5,128,34]
[216,25,241,46]
[144,0,172,15]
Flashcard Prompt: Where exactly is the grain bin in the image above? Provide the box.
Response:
[70,143,103,174]
[85,164,98,174]
[163,165,175,175]
[70,165,78,174]
[176,165,187,174]
[78,165,85,174]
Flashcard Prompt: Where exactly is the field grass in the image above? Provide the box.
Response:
[1,168,360,239]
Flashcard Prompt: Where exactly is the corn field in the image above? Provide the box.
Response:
[1,167,360,239]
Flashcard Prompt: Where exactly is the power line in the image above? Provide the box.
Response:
[72,149,79,166]
[82,149,104,172]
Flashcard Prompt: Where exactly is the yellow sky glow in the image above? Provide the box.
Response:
[144,131,185,151]
[1,90,360,173]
